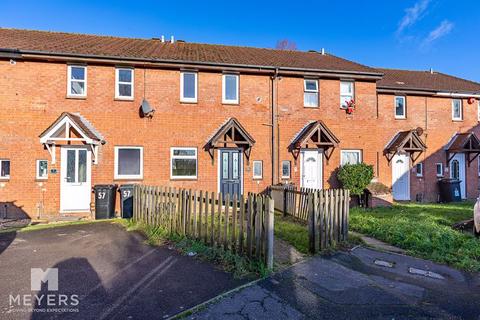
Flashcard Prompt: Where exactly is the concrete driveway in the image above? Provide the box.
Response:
[0,221,245,320]
[192,246,480,319]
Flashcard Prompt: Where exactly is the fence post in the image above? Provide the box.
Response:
[283,188,287,217]
[308,192,316,254]
[266,196,274,270]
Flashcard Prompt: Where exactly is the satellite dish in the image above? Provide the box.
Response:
[416,127,424,136]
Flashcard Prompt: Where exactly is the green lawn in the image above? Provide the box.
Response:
[350,202,480,272]
[274,213,310,254]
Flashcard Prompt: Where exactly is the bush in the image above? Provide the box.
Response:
[337,163,374,196]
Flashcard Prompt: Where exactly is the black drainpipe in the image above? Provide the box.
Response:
[271,68,279,185]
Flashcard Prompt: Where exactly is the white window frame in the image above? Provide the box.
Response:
[170,147,198,180]
[340,150,362,166]
[395,96,406,119]
[436,163,443,177]
[222,74,239,104]
[115,68,134,100]
[416,163,423,177]
[303,79,319,108]
[340,81,354,108]
[252,160,263,179]
[114,146,144,180]
[0,159,10,180]
[67,65,87,98]
[477,100,480,122]
[36,159,48,180]
[281,160,291,179]
[180,71,198,103]
[452,99,463,121]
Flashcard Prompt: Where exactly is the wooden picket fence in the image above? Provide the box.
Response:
[132,185,274,268]
[269,185,350,253]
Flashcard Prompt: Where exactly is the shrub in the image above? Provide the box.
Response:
[337,163,374,196]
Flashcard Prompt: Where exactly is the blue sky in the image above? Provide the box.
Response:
[1,0,479,81]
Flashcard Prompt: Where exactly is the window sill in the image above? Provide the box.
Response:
[66,95,87,100]
[180,100,198,104]
[170,177,198,181]
[395,117,407,120]
[115,97,134,101]
[35,178,48,182]
[0,177,10,181]
[452,119,463,122]
[303,106,319,109]
[253,177,263,180]
[222,101,239,106]
[114,177,143,181]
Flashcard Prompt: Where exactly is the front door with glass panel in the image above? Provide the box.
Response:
[301,150,323,189]
[60,147,92,212]
[220,149,242,199]
[392,154,410,201]
[450,153,466,199]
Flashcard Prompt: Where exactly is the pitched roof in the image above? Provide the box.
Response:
[376,68,480,94]
[39,112,104,142]
[0,28,379,74]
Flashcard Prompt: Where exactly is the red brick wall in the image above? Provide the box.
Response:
[1,58,478,218]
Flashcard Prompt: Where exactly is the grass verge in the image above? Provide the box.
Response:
[350,202,480,272]
[0,219,110,234]
[120,219,270,278]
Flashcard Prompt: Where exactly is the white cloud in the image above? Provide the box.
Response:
[423,20,454,44]
[397,0,431,34]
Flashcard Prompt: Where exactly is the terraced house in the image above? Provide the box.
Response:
[0,28,479,219]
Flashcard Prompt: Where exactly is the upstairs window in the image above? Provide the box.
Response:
[36,160,48,180]
[180,72,197,103]
[304,79,319,108]
[67,65,87,97]
[171,148,197,179]
[341,150,362,166]
[0,159,10,179]
[114,147,143,180]
[222,74,239,104]
[340,81,354,108]
[452,99,463,121]
[395,96,406,119]
[115,68,134,100]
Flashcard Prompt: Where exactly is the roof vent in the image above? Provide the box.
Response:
[395,81,405,85]
[429,68,434,74]
[321,48,325,55]
[161,35,165,43]
[170,35,175,43]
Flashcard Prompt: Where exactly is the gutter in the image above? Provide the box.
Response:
[378,86,480,97]
[1,48,384,80]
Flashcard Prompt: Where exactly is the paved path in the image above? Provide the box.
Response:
[0,222,244,320]
[191,246,480,319]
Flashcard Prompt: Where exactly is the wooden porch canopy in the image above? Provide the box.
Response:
[384,130,426,163]
[445,132,480,166]
[39,112,105,164]
[288,121,340,161]
[204,117,255,160]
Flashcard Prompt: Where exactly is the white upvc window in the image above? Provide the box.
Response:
[304,79,319,108]
[281,160,291,179]
[180,71,198,103]
[115,68,134,100]
[222,74,239,104]
[436,163,443,177]
[114,146,143,180]
[477,100,480,121]
[67,65,87,97]
[452,99,463,121]
[171,147,197,179]
[340,150,362,166]
[0,159,10,179]
[253,160,263,179]
[36,160,48,180]
[340,81,354,108]
[416,163,423,177]
[395,96,406,119]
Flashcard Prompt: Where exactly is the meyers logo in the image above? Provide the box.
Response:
[31,268,58,291]
[8,268,79,314]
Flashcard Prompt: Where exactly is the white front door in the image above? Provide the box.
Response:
[450,153,466,199]
[60,147,92,212]
[301,150,323,189]
[392,154,410,201]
